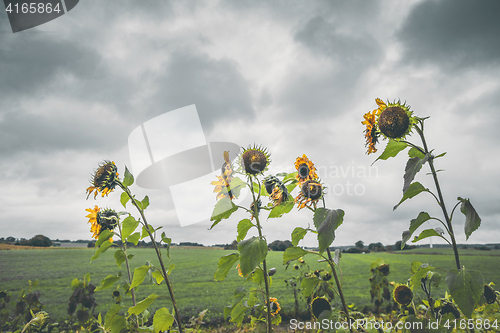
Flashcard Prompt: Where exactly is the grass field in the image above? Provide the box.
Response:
[1,246,499,326]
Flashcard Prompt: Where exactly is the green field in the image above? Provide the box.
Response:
[1,247,499,325]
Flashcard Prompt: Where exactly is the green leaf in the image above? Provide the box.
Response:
[373,139,408,164]
[166,264,175,275]
[313,208,344,255]
[161,232,171,259]
[121,216,140,241]
[229,177,246,199]
[393,182,429,210]
[141,196,150,210]
[268,199,294,218]
[291,227,308,246]
[120,192,130,208]
[401,212,432,249]
[408,147,425,159]
[283,246,309,264]
[134,199,143,210]
[130,265,150,289]
[238,237,267,277]
[435,152,447,158]
[141,225,154,239]
[128,294,158,316]
[230,302,247,327]
[153,308,174,333]
[251,267,264,284]
[96,229,113,247]
[458,197,481,240]
[104,304,124,330]
[127,232,140,246]
[301,276,320,297]
[96,275,121,291]
[252,181,267,196]
[237,219,254,242]
[409,264,435,291]
[214,253,239,281]
[209,198,238,229]
[402,155,429,194]
[412,228,448,244]
[122,166,134,187]
[114,249,126,268]
[446,267,484,318]
[108,315,126,333]
[71,278,80,289]
[151,271,164,285]
[91,240,113,261]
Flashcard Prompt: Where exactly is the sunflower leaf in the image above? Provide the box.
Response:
[129,264,150,289]
[121,216,140,241]
[393,182,429,210]
[373,139,408,164]
[409,264,435,291]
[161,232,171,259]
[229,177,246,198]
[408,147,425,159]
[209,198,238,229]
[91,240,113,261]
[237,219,254,242]
[291,227,308,246]
[127,294,158,317]
[458,197,481,240]
[96,230,113,247]
[268,199,294,218]
[120,192,130,208]
[301,276,320,298]
[283,246,309,265]
[214,253,239,281]
[412,228,448,244]
[141,196,150,210]
[402,155,429,194]
[153,307,174,333]
[446,267,484,318]
[313,208,344,255]
[95,275,120,291]
[401,212,432,249]
[122,166,134,187]
[238,237,267,277]
[127,232,140,246]
[114,249,126,268]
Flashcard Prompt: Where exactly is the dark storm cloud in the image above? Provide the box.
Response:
[398,0,500,70]
[151,49,255,133]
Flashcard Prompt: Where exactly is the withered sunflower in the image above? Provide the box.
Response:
[268,297,281,316]
[86,161,120,199]
[484,284,497,304]
[393,284,413,306]
[376,99,417,140]
[211,151,235,200]
[311,297,331,319]
[294,154,318,183]
[239,145,270,176]
[85,206,118,241]
[264,176,289,207]
[294,180,323,210]
[362,109,380,155]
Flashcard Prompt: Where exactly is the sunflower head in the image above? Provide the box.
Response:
[268,297,281,316]
[378,264,390,276]
[393,284,413,306]
[294,155,318,183]
[264,176,289,207]
[484,284,497,304]
[85,206,118,240]
[239,145,270,176]
[362,109,380,154]
[377,100,416,140]
[311,297,331,319]
[294,180,324,210]
[86,161,120,199]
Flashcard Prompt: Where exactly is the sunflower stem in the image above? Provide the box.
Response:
[116,221,136,306]
[326,248,354,333]
[249,175,272,333]
[120,183,184,333]
[415,124,461,270]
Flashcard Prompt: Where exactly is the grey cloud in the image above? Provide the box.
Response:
[397,0,500,70]
[151,49,255,133]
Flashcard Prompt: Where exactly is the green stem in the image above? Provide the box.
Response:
[325,248,353,333]
[120,184,184,333]
[249,176,272,333]
[116,222,136,306]
[416,124,461,270]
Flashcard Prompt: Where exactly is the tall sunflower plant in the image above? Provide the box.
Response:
[85,161,182,333]
[210,146,297,332]
[361,98,486,320]
[281,155,355,333]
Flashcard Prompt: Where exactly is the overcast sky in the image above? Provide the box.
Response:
[1,0,499,248]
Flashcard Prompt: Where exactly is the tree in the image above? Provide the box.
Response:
[355,240,364,249]
[22,235,52,247]
[368,242,385,252]
[269,240,292,251]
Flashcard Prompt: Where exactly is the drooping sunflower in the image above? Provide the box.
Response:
[311,297,331,319]
[211,151,235,200]
[294,179,323,210]
[268,297,281,316]
[85,206,118,241]
[484,284,498,304]
[393,284,413,306]
[264,176,289,207]
[239,145,270,176]
[294,154,318,183]
[362,108,380,155]
[86,161,120,199]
